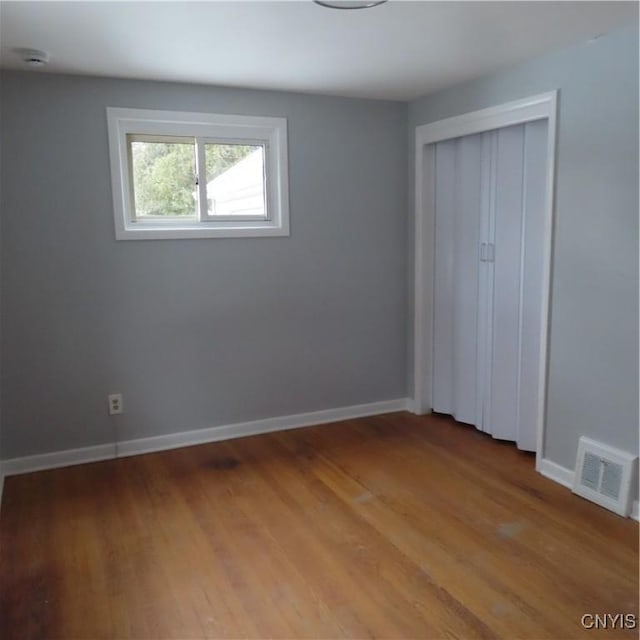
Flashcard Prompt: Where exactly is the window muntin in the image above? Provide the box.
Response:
[107,108,289,239]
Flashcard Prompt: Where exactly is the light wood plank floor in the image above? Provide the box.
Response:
[1,412,638,639]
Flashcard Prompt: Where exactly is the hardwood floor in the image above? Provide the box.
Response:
[0,412,637,639]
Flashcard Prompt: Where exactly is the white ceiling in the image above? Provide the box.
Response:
[0,1,637,101]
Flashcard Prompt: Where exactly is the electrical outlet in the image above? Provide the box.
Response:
[108,393,123,415]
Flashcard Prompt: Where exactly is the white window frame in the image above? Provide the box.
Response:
[107,107,289,240]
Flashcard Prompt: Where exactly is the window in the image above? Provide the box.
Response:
[107,108,289,239]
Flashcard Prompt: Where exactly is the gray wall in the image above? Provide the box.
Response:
[408,25,639,471]
[1,25,637,476]
[0,72,408,458]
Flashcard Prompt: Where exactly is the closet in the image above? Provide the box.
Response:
[431,120,548,451]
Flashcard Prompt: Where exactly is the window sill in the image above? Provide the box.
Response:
[115,220,290,240]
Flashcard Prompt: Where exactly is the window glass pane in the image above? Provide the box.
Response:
[129,136,197,218]
[205,144,266,217]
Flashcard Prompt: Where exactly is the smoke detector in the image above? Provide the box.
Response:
[14,48,50,67]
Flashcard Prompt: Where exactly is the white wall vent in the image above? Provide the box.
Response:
[573,437,637,517]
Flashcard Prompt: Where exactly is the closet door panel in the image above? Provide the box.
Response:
[489,124,525,441]
[476,132,495,433]
[432,140,456,414]
[452,134,482,425]
[430,120,548,451]
[517,120,548,451]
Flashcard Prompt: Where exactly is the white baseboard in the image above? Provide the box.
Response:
[538,458,574,489]
[538,457,639,521]
[1,443,116,477]
[117,398,409,458]
[0,398,410,478]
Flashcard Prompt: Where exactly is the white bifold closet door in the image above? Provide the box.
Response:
[432,120,547,451]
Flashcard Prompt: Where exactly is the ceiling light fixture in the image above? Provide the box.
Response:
[14,48,50,67]
[313,1,388,9]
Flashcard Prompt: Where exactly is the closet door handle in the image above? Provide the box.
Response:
[480,243,495,262]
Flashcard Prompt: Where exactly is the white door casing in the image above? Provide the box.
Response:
[412,91,558,468]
